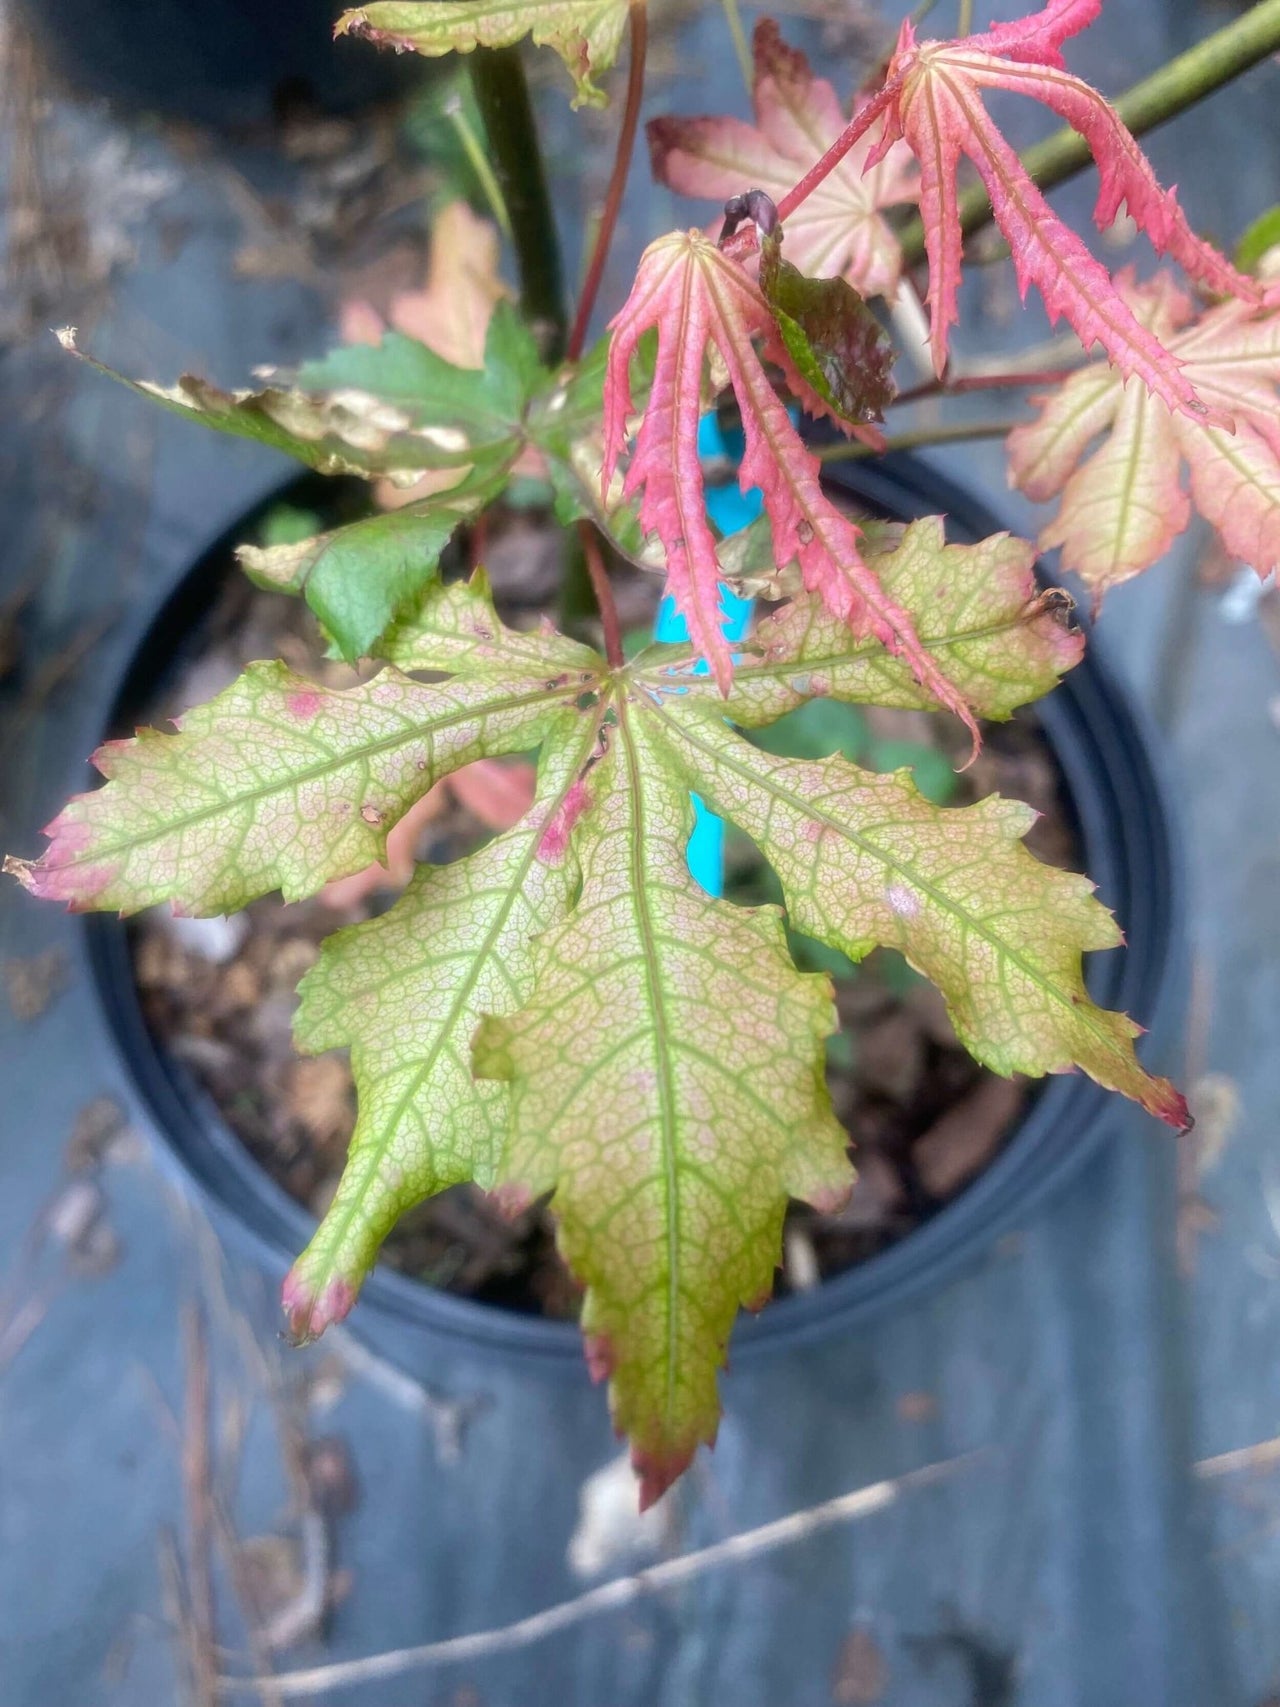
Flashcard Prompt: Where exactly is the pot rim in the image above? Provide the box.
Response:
[81,451,1183,1369]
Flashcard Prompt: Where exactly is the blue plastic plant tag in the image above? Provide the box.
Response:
[652,412,758,897]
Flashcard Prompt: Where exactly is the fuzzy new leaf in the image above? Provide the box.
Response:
[336,1,629,108]
[835,2,1257,409]
[649,20,917,300]
[5,579,595,915]
[1008,273,1280,590]
[604,230,975,733]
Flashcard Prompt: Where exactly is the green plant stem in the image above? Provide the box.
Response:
[720,0,753,95]
[899,0,1280,264]
[470,47,567,362]
[956,0,974,37]
[567,1,649,363]
[817,419,1022,461]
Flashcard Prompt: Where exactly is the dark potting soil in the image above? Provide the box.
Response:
[129,505,1080,1320]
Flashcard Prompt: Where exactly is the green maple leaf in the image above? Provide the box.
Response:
[7,530,1187,1502]
[5,578,595,915]
[335,1,630,109]
[704,516,1084,723]
[284,707,596,1338]
[377,561,602,679]
[237,463,508,664]
[528,334,655,569]
[645,703,1181,1114]
[57,308,543,660]
[473,701,853,1506]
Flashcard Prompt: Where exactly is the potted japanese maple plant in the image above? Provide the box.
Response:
[10,0,1280,1510]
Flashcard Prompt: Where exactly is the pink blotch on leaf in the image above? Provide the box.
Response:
[806,1178,854,1217]
[91,737,135,778]
[285,689,324,720]
[886,882,921,921]
[537,778,591,865]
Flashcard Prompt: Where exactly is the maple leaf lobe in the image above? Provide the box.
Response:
[834,2,1256,417]
[1009,272,1280,590]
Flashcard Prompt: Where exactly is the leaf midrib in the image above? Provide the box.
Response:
[616,693,683,1427]
[77,677,574,866]
[637,602,1063,696]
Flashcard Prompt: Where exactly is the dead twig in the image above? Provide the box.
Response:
[181,1306,220,1707]
[219,1451,982,1699]
[1196,1435,1280,1480]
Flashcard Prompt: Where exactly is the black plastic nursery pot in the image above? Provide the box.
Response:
[82,452,1182,1382]
[15,0,414,128]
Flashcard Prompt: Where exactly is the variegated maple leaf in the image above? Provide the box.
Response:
[7,541,1185,1505]
[4,577,597,916]
[648,19,918,301]
[604,228,975,735]
[813,0,1258,412]
[58,307,546,662]
[701,516,1084,723]
[1007,270,1280,592]
[335,0,629,108]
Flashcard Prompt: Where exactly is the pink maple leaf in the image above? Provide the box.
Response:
[781,0,1259,420]
[604,229,975,738]
[1008,269,1280,593]
[648,18,918,301]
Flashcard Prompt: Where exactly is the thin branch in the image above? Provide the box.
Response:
[181,1305,219,1707]
[890,366,1080,407]
[1196,1434,1280,1480]
[219,1453,980,1698]
[818,419,1023,462]
[567,1,649,363]
[956,0,974,38]
[579,521,625,668]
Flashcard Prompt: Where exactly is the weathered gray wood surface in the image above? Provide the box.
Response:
[1,4,1277,1703]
